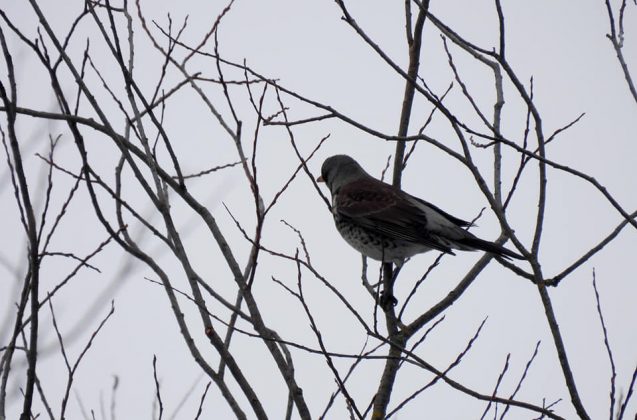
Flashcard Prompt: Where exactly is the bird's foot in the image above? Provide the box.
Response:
[379,290,398,310]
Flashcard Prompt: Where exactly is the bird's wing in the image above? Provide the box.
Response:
[335,179,464,252]
[408,195,473,227]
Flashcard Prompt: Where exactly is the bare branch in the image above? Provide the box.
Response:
[152,356,164,420]
[592,270,617,420]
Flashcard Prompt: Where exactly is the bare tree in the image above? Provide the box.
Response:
[1,1,635,419]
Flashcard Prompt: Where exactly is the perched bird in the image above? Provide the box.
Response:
[317,155,523,265]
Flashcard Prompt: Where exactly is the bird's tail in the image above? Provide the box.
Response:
[456,237,524,260]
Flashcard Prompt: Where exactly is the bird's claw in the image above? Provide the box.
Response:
[379,291,398,309]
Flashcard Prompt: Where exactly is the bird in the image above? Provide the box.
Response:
[317,155,523,265]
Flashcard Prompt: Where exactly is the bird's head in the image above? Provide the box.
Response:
[317,155,368,194]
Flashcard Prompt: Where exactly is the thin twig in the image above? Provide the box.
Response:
[153,355,164,420]
[592,270,617,420]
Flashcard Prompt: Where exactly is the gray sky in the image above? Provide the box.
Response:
[1,0,636,419]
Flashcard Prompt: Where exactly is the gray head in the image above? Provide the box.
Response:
[319,155,369,194]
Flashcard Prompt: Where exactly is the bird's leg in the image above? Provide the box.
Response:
[379,246,395,309]
[380,259,403,309]
[379,250,404,309]
[379,269,396,309]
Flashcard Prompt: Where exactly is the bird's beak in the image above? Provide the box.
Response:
[316,175,324,183]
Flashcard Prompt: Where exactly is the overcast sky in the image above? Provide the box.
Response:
[1,1,636,419]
